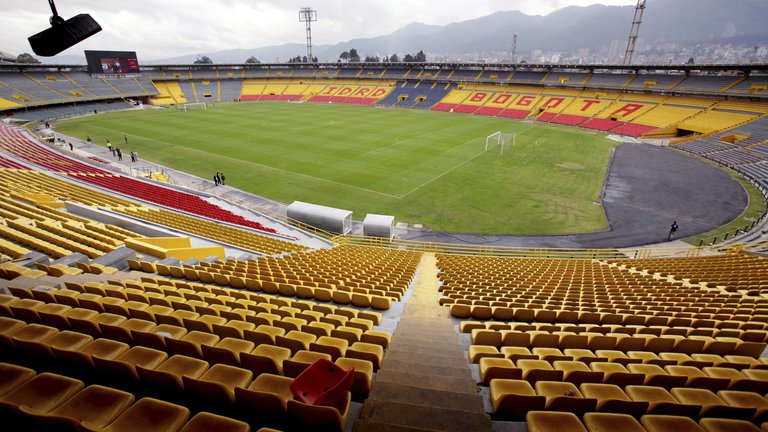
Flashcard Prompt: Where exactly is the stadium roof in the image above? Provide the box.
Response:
[1,62,767,73]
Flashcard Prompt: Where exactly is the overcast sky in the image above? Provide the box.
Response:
[2,0,637,60]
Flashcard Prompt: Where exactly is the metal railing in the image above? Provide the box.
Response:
[329,234,707,259]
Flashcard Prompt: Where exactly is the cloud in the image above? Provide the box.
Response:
[0,0,637,60]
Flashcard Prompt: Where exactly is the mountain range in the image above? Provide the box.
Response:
[48,0,768,64]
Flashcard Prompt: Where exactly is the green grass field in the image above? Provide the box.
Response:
[55,102,617,235]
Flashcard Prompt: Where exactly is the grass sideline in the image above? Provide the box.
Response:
[55,102,618,235]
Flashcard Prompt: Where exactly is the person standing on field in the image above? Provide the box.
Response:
[668,221,678,241]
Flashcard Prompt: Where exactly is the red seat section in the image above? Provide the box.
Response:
[611,123,658,137]
[429,103,457,112]
[453,105,479,114]
[549,114,589,126]
[581,118,625,131]
[497,109,529,119]
[68,173,277,234]
[474,107,504,117]
[537,112,558,122]
[276,95,302,101]
[0,155,29,169]
[0,126,100,174]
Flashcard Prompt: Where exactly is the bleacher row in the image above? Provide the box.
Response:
[0,234,423,431]
[126,245,421,311]
[0,71,155,108]
[525,411,765,432]
[0,363,255,432]
[676,117,768,191]
[434,252,768,430]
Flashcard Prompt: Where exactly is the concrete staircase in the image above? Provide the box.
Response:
[354,253,491,432]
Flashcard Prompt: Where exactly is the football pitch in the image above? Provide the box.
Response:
[55,102,618,235]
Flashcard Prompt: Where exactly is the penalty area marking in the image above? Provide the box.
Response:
[397,125,535,199]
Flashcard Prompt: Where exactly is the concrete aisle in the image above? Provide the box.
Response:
[354,253,491,432]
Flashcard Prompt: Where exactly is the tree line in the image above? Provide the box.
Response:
[339,48,426,63]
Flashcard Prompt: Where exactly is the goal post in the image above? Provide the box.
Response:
[485,131,516,154]
[178,102,207,112]
[485,131,501,151]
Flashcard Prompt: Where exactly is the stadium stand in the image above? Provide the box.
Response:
[177,81,198,103]
[510,71,548,84]
[5,239,763,430]
[477,70,513,83]
[337,68,362,79]
[676,117,768,189]
[625,73,686,91]
[2,62,766,141]
[450,69,484,82]
[430,88,472,112]
[219,79,243,102]
[727,75,768,97]
[151,81,187,105]
[586,73,636,89]
[544,72,590,87]
[0,125,288,238]
[377,81,455,109]
[115,207,308,255]
[8,52,768,432]
[380,68,410,79]
[437,251,768,428]
[673,75,742,94]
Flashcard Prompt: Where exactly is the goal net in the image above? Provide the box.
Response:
[484,131,516,154]
[178,102,207,112]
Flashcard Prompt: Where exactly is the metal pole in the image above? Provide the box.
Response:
[298,8,317,63]
[623,0,646,65]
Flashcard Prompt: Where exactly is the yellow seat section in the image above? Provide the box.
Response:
[0,98,22,110]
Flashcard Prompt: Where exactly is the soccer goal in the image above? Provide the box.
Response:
[484,131,516,154]
[178,102,207,112]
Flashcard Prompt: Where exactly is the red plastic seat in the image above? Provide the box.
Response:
[289,358,353,410]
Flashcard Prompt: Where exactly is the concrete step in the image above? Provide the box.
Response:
[393,328,454,338]
[387,344,464,358]
[359,400,492,432]
[353,419,443,432]
[367,381,485,412]
[378,358,473,379]
[374,369,477,394]
[401,309,446,318]
[386,344,465,359]
[390,335,462,349]
[393,325,456,335]
[383,350,468,368]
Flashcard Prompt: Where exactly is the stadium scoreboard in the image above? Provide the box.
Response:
[84,50,140,75]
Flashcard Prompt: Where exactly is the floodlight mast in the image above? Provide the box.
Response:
[623,0,646,65]
[299,7,317,63]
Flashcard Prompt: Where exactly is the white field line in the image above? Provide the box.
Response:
[86,124,400,198]
[397,125,534,198]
